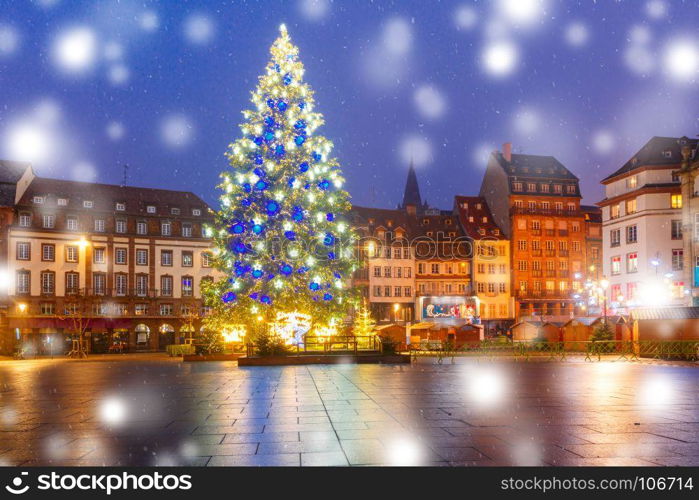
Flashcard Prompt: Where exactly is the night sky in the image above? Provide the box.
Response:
[0,0,697,210]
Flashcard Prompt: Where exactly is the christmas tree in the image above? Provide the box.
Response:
[205,24,356,339]
[353,298,376,337]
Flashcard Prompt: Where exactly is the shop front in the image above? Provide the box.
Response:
[417,295,480,324]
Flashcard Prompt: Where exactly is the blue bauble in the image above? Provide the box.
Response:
[253,136,263,145]
[323,233,335,246]
[294,119,307,130]
[273,63,281,73]
[309,282,320,291]
[318,179,330,190]
[231,240,248,254]
[283,73,292,85]
[287,176,296,187]
[295,135,306,146]
[264,116,275,127]
[253,167,266,178]
[266,200,280,215]
[254,154,263,165]
[254,180,269,191]
[299,101,306,109]
[260,295,271,304]
[243,183,252,193]
[249,292,259,300]
[312,151,322,162]
[280,264,293,275]
[252,269,264,279]
[327,252,335,260]
[292,206,304,221]
[298,162,309,173]
[221,292,237,303]
[323,293,333,301]
[326,213,334,221]
[277,100,288,112]
[275,144,285,156]
[241,198,251,207]
[229,221,245,234]
[252,223,264,234]
[284,231,296,240]
[266,99,275,109]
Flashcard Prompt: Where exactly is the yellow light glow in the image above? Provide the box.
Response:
[222,325,246,343]
[18,303,27,313]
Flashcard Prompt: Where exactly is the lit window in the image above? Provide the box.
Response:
[671,194,682,209]
[116,202,126,211]
[83,200,93,208]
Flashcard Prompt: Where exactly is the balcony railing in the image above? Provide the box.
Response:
[545,250,556,257]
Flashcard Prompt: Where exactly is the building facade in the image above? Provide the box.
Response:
[675,137,699,305]
[598,136,694,309]
[454,196,513,331]
[351,206,415,322]
[480,143,587,321]
[0,163,220,354]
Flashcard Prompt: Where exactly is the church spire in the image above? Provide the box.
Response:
[400,159,423,214]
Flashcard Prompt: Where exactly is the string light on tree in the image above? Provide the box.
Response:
[204,24,357,336]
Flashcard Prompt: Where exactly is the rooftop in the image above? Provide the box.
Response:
[602,136,699,184]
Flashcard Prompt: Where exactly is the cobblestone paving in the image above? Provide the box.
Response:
[0,357,697,466]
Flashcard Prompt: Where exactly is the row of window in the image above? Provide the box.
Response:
[516,240,582,252]
[609,195,681,220]
[14,270,204,297]
[519,220,582,232]
[610,250,684,275]
[482,303,509,318]
[417,282,468,294]
[18,213,195,237]
[416,262,468,275]
[372,266,412,278]
[372,286,412,298]
[517,260,579,272]
[513,200,578,212]
[518,280,576,292]
[476,263,507,274]
[15,242,212,267]
[32,196,203,217]
[368,247,411,259]
[475,282,507,294]
[512,182,576,194]
[33,302,212,317]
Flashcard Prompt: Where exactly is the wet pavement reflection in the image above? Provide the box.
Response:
[0,357,697,466]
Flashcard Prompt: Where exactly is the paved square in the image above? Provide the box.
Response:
[0,357,697,466]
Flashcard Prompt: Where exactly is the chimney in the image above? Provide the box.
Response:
[502,142,512,162]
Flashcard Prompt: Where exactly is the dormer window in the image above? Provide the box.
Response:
[663,150,672,158]
[527,183,536,192]
[540,184,549,193]
[482,217,488,223]
[493,229,500,235]
[422,218,429,225]
[171,207,180,215]
[478,229,486,236]
[57,198,68,206]
[444,219,452,225]
[33,196,44,204]
[468,216,474,222]
[553,184,562,193]
[115,202,126,211]
[147,205,156,214]
[513,182,523,191]
[448,232,456,237]
[566,185,576,194]
[192,209,201,216]
[476,203,482,210]
[387,220,393,227]
[83,200,93,208]
[461,202,468,209]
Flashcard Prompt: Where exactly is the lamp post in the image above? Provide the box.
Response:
[600,277,610,326]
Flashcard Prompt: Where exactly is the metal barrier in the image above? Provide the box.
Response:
[406,340,699,363]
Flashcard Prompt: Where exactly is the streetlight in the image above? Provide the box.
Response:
[600,277,610,326]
